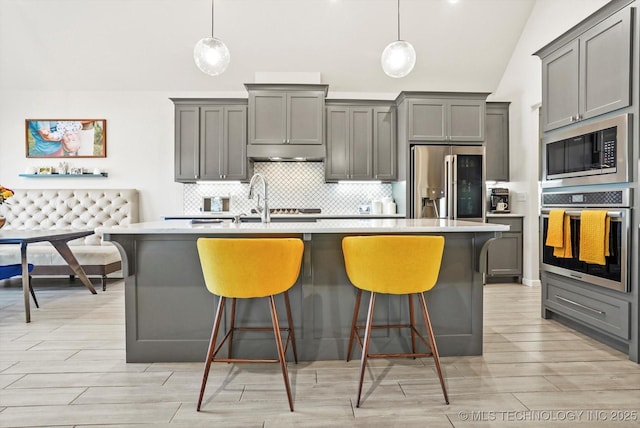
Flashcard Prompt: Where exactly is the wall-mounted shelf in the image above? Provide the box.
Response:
[19,173,108,178]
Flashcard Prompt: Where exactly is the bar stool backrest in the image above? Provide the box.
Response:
[342,235,445,294]
[197,238,304,298]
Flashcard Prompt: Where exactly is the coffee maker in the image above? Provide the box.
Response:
[489,188,510,213]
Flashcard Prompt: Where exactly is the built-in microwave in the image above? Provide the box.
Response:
[541,114,631,188]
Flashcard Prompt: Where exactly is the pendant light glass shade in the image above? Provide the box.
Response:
[381,40,416,78]
[381,0,416,78]
[194,37,230,76]
[194,0,230,76]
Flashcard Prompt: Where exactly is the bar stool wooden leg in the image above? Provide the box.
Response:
[269,295,294,412]
[197,296,226,411]
[419,293,449,404]
[283,291,298,364]
[408,294,416,356]
[228,298,237,359]
[347,288,363,362]
[356,291,376,408]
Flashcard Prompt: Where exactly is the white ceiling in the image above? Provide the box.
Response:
[0,0,536,95]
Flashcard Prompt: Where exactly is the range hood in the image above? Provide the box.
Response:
[247,144,325,161]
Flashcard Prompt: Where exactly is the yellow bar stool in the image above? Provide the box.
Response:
[196,238,304,412]
[342,235,449,407]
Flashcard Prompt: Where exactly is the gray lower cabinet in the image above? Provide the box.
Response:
[539,7,632,132]
[403,95,487,142]
[325,103,396,181]
[485,102,510,182]
[173,100,249,182]
[485,216,522,283]
[246,84,328,146]
[106,230,493,362]
[542,272,630,341]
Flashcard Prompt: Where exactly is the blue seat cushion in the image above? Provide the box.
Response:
[0,263,35,280]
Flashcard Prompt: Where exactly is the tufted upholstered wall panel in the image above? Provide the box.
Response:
[0,189,138,290]
[2,189,138,245]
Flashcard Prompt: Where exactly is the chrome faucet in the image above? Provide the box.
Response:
[248,173,270,223]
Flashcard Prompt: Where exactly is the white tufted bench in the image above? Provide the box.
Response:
[0,189,138,291]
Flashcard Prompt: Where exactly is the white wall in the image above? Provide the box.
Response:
[490,0,610,286]
[1,90,181,221]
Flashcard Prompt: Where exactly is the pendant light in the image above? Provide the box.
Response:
[194,0,230,76]
[381,0,416,78]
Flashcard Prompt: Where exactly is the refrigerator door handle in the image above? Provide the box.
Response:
[451,155,457,219]
[444,156,450,219]
[445,155,456,220]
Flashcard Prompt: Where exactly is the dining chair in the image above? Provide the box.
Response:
[0,264,39,308]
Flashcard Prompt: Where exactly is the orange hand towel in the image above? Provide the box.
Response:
[546,209,572,258]
[579,210,610,265]
[545,209,565,248]
[554,214,572,258]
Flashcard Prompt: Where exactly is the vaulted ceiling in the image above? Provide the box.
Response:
[0,0,536,94]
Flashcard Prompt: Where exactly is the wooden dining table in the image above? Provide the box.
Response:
[0,229,97,322]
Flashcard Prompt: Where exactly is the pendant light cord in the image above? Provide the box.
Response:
[211,0,215,39]
[397,0,400,41]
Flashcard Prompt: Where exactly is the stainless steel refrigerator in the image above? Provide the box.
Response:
[411,145,486,222]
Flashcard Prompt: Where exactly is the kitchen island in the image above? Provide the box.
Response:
[100,218,508,362]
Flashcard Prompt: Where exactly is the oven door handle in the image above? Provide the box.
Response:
[540,210,624,218]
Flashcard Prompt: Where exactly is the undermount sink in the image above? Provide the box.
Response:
[240,217,318,223]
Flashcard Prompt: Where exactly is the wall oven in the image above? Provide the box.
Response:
[540,188,631,292]
[541,113,631,188]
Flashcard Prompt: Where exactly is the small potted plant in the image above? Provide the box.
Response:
[0,185,14,228]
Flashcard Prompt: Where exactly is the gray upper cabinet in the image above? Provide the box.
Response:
[540,7,632,132]
[325,107,349,180]
[246,84,328,142]
[373,106,397,181]
[407,97,486,142]
[485,102,510,182]
[174,104,200,182]
[173,100,249,182]
[541,41,579,132]
[326,106,372,181]
[325,103,396,182]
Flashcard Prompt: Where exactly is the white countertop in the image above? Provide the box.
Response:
[99,218,509,235]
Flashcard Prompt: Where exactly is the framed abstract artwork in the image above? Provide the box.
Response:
[25,119,106,158]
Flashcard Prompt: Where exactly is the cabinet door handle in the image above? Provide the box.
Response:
[556,295,605,315]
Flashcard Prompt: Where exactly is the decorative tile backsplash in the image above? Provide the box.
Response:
[183,162,393,214]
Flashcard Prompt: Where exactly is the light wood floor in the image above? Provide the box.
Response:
[1,279,640,427]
